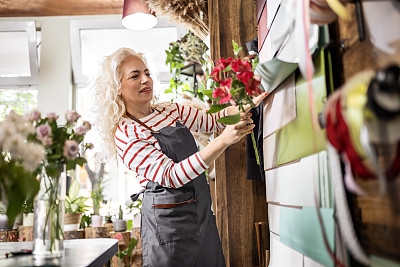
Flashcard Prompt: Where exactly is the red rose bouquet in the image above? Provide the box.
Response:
[202,41,265,164]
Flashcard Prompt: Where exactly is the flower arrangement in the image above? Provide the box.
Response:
[27,110,93,177]
[202,41,264,164]
[25,109,93,255]
[0,110,44,225]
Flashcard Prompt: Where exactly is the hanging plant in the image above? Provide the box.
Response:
[165,31,208,101]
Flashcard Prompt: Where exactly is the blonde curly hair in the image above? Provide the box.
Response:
[90,48,158,162]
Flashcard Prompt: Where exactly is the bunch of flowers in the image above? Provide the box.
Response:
[0,110,44,225]
[203,41,264,164]
[27,110,93,177]
[25,109,93,252]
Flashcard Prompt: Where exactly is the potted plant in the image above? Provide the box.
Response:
[0,206,10,230]
[22,198,35,227]
[64,177,89,231]
[113,205,127,232]
[91,181,103,227]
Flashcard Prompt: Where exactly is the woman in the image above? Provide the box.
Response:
[92,48,267,267]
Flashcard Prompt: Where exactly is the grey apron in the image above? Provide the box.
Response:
[136,121,225,267]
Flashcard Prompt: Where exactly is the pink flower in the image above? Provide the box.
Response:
[82,121,92,131]
[210,66,222,83]
[85,143,94,150]
[237,71,254,84]
[74,126,87,136]
[28,110,41,122]
[42,136,53,146]
[46,112,59,122]
[245,76,262,96]
[63,140,79,160]
[212,79,232,104]
[217,57,233,69]
[36,125,51,140]
[231,59,252,73]
[114,233,123,241]
[65,110,81,125]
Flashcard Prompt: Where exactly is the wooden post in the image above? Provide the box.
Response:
[208,0,269,266]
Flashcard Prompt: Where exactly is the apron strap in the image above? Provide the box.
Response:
[126,111,160,134]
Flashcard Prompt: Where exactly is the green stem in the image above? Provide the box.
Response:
[251,131,260,165]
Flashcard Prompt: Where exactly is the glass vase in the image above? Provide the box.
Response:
[33,165,66,258]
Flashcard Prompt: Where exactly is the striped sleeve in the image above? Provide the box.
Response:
[174,103,228,133]
[121,122,209,189]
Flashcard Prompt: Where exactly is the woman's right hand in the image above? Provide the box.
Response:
[220,112,254,146]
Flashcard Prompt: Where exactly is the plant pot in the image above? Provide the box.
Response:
[91,215,102,227]
[23,213,34,227]
[64,213,82,231]
[0,214,10,230]
[113,219,127,232]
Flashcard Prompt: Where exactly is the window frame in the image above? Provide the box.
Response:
[0,21,39,88]
[70,16,186,88]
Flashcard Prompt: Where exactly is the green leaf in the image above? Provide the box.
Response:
[127,237,138,255]
[202,89,213,99]
[217,113,240,124]
[164,88,172,94]
[232,40,238,51]
[206,104,229,114]
[69,179,80,200]
[234,47,243,56]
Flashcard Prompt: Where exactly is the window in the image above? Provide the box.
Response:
[70,16,187,215]
[0,21,40,119]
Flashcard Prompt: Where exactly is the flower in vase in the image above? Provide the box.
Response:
[63,140,79,160]
[74,126,87,136]
[46,112,59,122]
[65,110,81,125]
[0,110,43,225]
[36,125,52,141]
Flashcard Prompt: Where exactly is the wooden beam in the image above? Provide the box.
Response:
[0,0,123,17]
[209,0,268,266]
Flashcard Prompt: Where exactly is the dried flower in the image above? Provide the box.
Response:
[63,140,79,160]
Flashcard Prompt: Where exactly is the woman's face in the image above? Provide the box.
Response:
[119,55,153,107]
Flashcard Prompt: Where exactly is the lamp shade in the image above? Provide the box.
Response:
[122,0,157,31]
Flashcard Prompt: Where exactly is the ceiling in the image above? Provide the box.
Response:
[0,0,124,17]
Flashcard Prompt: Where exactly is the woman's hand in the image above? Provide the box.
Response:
[244,91,269,112]
[199,112,254,167]
[220,112,254,146]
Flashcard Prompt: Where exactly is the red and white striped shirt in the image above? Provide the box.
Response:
[115,102,228,188]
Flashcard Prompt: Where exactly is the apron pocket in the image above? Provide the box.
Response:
[153,191,199,244]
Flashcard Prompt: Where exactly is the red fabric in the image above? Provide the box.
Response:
[326,96,400,180]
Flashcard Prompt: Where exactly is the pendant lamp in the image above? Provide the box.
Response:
[122,0,158,31]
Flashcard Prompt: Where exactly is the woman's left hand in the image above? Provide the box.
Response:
[244,92,269,112]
